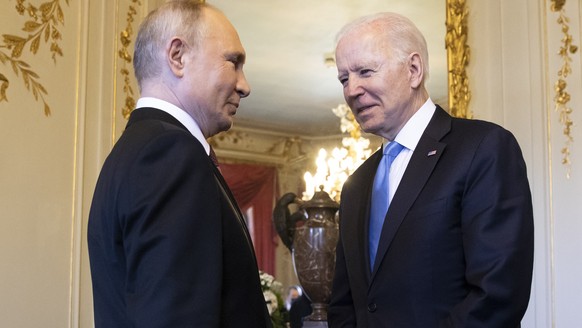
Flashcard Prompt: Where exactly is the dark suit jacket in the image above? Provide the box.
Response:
[88,108,272,328]
[328,106,534,327]
[289,294,312,328]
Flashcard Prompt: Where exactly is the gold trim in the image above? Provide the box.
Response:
[0,0,69,116]
[118,0,142,120]
[445,0,471,119]
[550,0,577,177]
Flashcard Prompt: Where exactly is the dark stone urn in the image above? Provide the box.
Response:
[273,187,339,324]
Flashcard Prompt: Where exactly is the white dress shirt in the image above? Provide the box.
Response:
[384,98,437,202]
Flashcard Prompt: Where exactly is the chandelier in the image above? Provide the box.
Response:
[302,104,373,202]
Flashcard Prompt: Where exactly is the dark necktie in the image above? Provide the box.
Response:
[369,141,405,270]
[209,146,219,168]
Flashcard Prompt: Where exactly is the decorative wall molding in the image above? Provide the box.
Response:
[0,0,69,116]
[209,126,313,166]
[550,0,578,177]
[445,0,471,119]
[118,0,142,120]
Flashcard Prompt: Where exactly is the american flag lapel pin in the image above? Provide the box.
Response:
[427,150,437,157]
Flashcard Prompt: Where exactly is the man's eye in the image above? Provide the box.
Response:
[339,77,348,85]
[226,55,243,67]
[360,69,372,76]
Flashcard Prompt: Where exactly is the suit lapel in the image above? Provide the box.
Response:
[129,107,259,265]
[371,106,451,277]
[212,164,260,266]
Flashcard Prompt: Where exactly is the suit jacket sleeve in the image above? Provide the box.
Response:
[121,130,225,326]
[443,127,534,327]
[328,208,357,328]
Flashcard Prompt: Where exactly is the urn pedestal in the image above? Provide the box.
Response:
[273,189,339,324]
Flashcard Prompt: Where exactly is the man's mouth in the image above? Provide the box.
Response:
[228,103,238,115]
[355,104,374,114]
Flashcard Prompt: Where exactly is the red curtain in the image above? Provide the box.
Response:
[220,163,278,275]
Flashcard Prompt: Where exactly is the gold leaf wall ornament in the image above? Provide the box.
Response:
[119,0,142,120]
[551,0,566,11]
[0,0,69,116]
[550,0,578,177]
[445,0,471,119]
[0,73,9,102]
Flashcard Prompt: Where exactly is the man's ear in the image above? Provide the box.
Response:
[408,52,424,89]
[167,37,187,78]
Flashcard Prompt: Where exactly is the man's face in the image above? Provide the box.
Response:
[335,27,414,140]
[289,289,299,300]
[181,9,250,138]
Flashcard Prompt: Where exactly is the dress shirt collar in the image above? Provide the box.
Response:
[135,97,210,155]
[392,98,436,152]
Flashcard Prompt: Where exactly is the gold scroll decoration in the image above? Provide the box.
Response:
[0,0,68,116]
[445,0,471,119]
[550,0,578,177]
[119,0,142,120]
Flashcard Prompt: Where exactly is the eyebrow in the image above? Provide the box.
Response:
[336,64,362,79]
[225,51,246,64]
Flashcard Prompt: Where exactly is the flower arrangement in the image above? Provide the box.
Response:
[259,271,289,327]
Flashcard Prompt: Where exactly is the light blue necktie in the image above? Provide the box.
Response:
[369,141,405,270]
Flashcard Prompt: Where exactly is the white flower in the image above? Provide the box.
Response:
[259,271,287,325]
[263,290,278,315]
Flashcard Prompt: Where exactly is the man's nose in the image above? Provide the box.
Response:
[237,71,251,98]
[344,78,363,99]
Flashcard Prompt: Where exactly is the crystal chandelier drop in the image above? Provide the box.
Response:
[303,104,373,202]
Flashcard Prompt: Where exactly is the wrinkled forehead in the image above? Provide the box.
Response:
[201,8,242,43]
[336,29,389,63]
[337,22,389,53]
[190,9,244,61]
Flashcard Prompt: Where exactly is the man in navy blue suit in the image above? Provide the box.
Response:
[87,1,271,327]
[328,12,534,327]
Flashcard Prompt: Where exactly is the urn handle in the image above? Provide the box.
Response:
[272,192,305,252]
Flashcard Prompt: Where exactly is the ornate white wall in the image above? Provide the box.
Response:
[469,0,582,326]
[0,1,155,326]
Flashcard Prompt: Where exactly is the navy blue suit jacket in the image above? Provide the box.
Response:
[328,106,534,327]
[88,108,272,327]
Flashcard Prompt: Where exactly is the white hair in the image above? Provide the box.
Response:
[133,0,212,88]
[336,12,430,81]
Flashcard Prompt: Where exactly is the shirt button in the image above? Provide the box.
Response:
[367,303,377,312]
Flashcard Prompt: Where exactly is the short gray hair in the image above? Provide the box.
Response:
[133,0,210,87]
[336,12,430,81]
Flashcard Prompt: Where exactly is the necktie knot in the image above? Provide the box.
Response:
[383,141,405,159]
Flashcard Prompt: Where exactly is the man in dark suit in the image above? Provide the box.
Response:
[289,293,312,328]
[328,12,534,327]
[87,1,272,327]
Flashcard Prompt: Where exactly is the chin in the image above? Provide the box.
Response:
[358,121,377,134]
[219,121,234,132]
